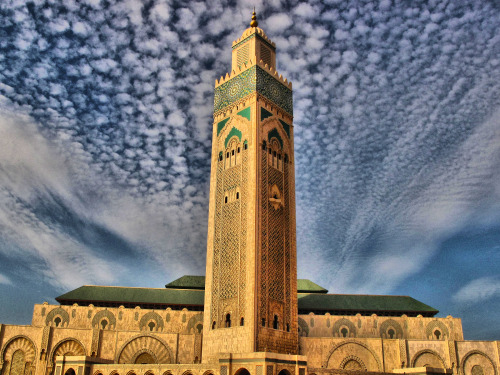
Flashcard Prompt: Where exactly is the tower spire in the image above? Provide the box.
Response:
[250,8,258,27]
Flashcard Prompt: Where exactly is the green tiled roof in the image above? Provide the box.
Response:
[297,293,438,315]
[297,279,328,294]
[56,277,438,317]
[165,275,206,290]
[56,285,205,306]
[164,276,328,294]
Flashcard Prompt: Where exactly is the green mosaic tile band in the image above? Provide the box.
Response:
[256,66,293,115]
[214,66,293,115]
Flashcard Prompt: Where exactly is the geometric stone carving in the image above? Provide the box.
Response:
[139,312,164,332]
[425,320,449,340]
[51,339,85,364]
[45,308,70,328]
[379,319,404,339]
[332,318,357,338]
[91,310,116,330]
[117,335,173,364]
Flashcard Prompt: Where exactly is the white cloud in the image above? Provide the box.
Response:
[0,274,12,285]
[263,13,292,33]
[453,276,500,303]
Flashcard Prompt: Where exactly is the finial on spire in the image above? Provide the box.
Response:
[250,8,258,28]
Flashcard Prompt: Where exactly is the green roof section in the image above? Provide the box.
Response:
[165,275,206,290]
[55,276,438,317]
[297,279,328,294]
[297,293,439,315]
[56,285,205,306]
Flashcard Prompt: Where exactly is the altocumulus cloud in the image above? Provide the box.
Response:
[0,0,500,338]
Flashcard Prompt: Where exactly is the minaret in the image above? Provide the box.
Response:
[203,11,299,364]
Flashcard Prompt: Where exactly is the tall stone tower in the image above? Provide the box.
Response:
[203,11,300,365]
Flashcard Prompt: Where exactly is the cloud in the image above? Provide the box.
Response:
[453,276,500,304]
[0,274,12,285]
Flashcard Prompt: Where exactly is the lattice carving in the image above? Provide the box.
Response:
[260,45,271,67]
[237,44,249,67]
[91,329,101,356]
[117,335,173,364]
[211,125,248,327]
[266,365,273,375]
[399,340,407,368]
[41,326,50,354]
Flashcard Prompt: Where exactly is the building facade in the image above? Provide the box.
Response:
[1,12,499,375]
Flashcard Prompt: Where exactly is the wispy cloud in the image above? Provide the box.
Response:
[453,276,500,304]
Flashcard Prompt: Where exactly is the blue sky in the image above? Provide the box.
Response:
[0,0,499,340]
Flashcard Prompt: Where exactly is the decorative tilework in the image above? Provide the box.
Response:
[256,66,293,115]
[261,107,273,121]
[217,118,230,136]
[268,128,283,149]
[224,127,242,148]
[214,66,292,115]
[214,66,257,113]
[237,107,251,120]
[279,119,291,138]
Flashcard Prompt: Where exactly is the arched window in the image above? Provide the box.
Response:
[434,330,441,339]
[240,317,244,326]
[341,327,348,337]
[244,143,248,150]
[273,315,279,330]
[148,322,156,331]
[286,323,290,332]
[262,141,266,150]
[225,313,231,328]
[236,192,239,199]
[212,321,216,329]
[196,324,203,333]
[388,328,395,339]
[225,196,228,204]
[54,317,61,327]
[237,147,240,153]
[262,318,266,327]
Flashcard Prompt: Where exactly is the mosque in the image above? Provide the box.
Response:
[0,12,498,375]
